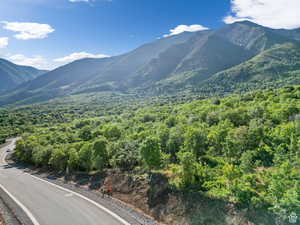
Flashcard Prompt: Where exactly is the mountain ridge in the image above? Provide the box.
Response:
[1,21,300,106]
[0,58,47,93]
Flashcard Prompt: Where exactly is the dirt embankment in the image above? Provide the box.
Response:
[59,169,275,225]
[7,150,278,225]
[0,215,5,225]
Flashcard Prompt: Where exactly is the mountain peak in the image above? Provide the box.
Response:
[232,20,259,26]
[1,21,300,106]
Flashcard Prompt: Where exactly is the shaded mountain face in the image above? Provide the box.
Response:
[198,42,300,94]
[1,21,300,106]
[0,59,47,93]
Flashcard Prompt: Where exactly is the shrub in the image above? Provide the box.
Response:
[140,136,161,170]
[49,148,69,171]
[92,137,109,170]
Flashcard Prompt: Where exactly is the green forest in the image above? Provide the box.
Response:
[2,86,300,221]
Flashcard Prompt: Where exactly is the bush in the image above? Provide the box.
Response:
[103,125,121,140]
[49,148,69,171]
[92,137,109,170]
[183,126,208,159]
[78,143,93,171]
[68,148,80,171]
[140,136,161,170]
[109,140,139,170]
[177,151,198,187]
[79,126,92,141]
[32,146,52,167]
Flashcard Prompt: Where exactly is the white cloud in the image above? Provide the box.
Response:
[2,21,55,40]
[0,37,8,48]
[163,24,209,38]
[54,52,109,63]
[8,54,49,69]
[224,0,300,29]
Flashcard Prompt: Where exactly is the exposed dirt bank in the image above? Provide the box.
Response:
[11,164,279,225]
[0,215,5,225]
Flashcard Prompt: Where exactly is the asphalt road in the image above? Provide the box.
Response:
[0,138,128,225]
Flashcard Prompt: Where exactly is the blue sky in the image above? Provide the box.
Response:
[0,0,299,69]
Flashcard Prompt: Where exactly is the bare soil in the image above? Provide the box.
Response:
[31,168,278,225]
[0,215,5,225]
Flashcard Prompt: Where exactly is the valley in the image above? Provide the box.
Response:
[0,85,299,225]
[0,10,299,225]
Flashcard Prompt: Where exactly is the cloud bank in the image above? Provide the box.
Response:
[2,21,55,40]
[224,0,300,29]
[0,37,8,48]
[54,52,109,63]
[163,24,209,38]
[8,54,48,69]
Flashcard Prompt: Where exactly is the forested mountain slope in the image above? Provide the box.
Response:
[0,58,47,93]
[1,21,300,106]
[197,42,300,94]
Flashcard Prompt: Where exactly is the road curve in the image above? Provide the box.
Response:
[0,138,128,225]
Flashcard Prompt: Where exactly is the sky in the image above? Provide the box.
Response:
[0,0,299,70]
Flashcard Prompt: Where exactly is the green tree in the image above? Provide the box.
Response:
[79,126,92,141]
[103,125,121,140]
[68,148,80,171]
[32,146,52,167]
[177,151,197,186]
[49,147,68,171]
[92,137,109,170]
[109,140,140,170]
[166,127,184,163]
[140,136,161,170]
[183,126,208,159]
[78,143,93,171]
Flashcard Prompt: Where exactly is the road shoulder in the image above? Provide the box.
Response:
[4,160,160,225]
[0,186,23,225]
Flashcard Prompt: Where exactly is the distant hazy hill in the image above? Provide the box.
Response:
[0,58,47,93]
[1,21,300,106]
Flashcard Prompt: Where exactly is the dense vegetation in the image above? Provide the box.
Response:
[0,91,203,144]
[9,86,300,222]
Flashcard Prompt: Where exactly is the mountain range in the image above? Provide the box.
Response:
[0,58,47,93]
[1,21,300,106]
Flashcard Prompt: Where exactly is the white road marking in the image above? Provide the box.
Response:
[30,175,131,225]
[1,139,131,225]
[0,139,40,225]
[0,183,40,225]
[64,193,74,197]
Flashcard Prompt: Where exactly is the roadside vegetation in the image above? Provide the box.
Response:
[2,86,300,221]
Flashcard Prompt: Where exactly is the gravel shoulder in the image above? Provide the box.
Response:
[0,140,21,225]
[0,194,21,225]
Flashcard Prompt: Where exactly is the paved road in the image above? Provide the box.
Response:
[0,138,127,225]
